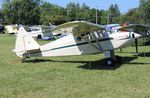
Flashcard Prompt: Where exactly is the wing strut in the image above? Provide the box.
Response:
[91,32,103,52]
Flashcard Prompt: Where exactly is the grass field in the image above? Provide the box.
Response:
[0,34,150,98]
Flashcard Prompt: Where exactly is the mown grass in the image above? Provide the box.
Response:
[0,34,150,98]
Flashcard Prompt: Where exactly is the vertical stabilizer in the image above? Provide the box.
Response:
[13,26,40,57]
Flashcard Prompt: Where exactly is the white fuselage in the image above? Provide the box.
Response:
[28,31,140,57]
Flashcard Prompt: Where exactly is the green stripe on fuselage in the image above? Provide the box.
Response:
[50,38,112,51]
[29,38,112,55]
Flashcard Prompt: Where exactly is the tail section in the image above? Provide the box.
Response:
[13,26,40,57]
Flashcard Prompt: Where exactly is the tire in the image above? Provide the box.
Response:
[115,55,121,63]
[105,58,114,66]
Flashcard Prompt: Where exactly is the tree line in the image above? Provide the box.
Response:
[0,0,149,25]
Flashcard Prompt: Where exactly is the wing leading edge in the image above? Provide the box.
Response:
[52,21,104,36]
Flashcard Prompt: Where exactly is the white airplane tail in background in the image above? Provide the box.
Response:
[13,27,40,57]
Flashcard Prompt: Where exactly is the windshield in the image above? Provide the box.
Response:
[105,24,121,33]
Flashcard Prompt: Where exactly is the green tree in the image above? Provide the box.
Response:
[66,2,81,21]
[120,8,139,24]
[40,2,67,25]
[120,0,150,25]
[2,0,41,25]
[108,4,121,23]
[79,3,90,21]
[2,1,12,24]
[139,0,150,25]
[100,10,109,24]
[1,1,121,25]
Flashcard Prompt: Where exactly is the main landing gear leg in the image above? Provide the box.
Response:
[103,50,121,66]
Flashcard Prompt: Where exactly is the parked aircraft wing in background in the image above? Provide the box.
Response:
[118,24,150,34]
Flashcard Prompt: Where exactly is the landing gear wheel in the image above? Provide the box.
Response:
[20,58,26,63]
[105,58,114,66]
[115,55,121,63]
[20,56,30,63]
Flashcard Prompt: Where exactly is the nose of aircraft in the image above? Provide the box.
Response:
[134,33,141,38]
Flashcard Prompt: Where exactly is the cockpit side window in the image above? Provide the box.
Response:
[76,30,106,41]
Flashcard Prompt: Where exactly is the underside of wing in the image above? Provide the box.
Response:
[119,24,150,33]
[52,21,104,36]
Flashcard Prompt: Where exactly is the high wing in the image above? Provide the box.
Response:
[118,24,150,33]
[52,21,104,36]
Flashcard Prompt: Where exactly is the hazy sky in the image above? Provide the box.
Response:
[43,0,139,13]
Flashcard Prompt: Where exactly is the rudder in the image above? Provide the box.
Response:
[13,26,40,57]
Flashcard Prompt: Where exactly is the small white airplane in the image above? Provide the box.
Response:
[23,25,54,39]
[5,25,18,34]
[12,21,142,66]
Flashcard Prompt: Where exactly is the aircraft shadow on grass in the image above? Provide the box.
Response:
[138,52,150,57]
[126,52,150,65]
[24,53,150,70]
